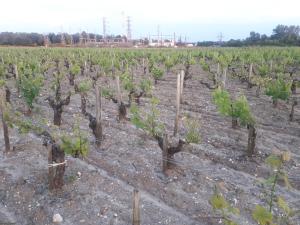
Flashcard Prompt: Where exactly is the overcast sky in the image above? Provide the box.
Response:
[0,0,299,41]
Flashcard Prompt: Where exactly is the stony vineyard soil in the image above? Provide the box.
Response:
[0,64,299,225]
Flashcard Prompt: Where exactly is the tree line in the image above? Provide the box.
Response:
[0,31,124,46]
[197,24,300,47]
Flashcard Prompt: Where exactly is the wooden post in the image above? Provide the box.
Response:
[222,68,227,88]
[14,64,20,95]
[116,76,122,105]
[162,133,169,173]
[84,61,87,75]
[0,89,10,153]
[142,58,146,75]
[132,189,140,225]
[180,70,184,104]
[217,63,220,81]
[173,73,181,136]
[48,143,65,190]
[95,85,102,146]
[146,58,149,76]
[111,59,115,76]
[48,144,54,190]
[248,63,253,89]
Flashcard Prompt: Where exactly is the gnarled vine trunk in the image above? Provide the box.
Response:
[247,124,256,156]
[48,94,71,126]
[291,79,297,94]
[289,98,297,121]
[80,93,87,115]
[232,118,238,129]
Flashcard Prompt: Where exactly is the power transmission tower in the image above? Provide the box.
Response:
[126,16,132,41]
[217,32,224,45]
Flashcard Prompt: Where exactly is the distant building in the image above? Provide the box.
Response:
[148,39,176,47]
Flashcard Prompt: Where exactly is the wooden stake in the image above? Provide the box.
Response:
[173,73,181,136]
[132,189,140,225]
[14,64,20,94]
[180,70,184,104]
[116,76,122,105]
[48,143,65,190]
[48,144,54,190]
[222,68,227,88]
[248,63,253,88]
[84,61,87,75]
[162,133,169,173]
[217,63,220,77]
[142,58,146,75]
[0,89,10,153]
[95,85,102,146]
[146,58,149,76]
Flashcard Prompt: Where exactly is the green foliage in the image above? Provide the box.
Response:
[212,88,232,115]
[2,107,43,134]
[50,71,63,91]
[234,95,255,126]
[151,66,164,81]
[77,79,92,93]
[164,57,174,71]
[252,205,273,225]
[210,193,229,210]
[265,152,292,189]
[61,123,89,157]
[0,79,5,87]
[183,116,201,144]
[120,71,134,91]
[199,58,209,72]
[257,64,269,76]
[70,64,80,75]
[101,87,115,99]
[265,154,282,169]
[14,118,43,134]
[0,64,5,78]
[2,105,14,128]
[139,78,153,94]
[130,97,164,137]
[130,103,145,129]
[212,88,255,126]
[210,189,240,225]
[277,196,292,216]
[265,78,291,102]
[252,151,295,225]
[20,73,43,110]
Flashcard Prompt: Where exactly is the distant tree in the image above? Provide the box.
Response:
[271,25,300,45]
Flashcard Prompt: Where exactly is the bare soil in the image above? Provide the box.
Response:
[0,64,299,225]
